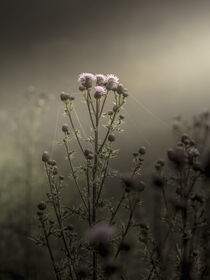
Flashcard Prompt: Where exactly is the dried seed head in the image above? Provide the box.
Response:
[42,151,49,162]
[37,201,47,211]
[119,114,125,120]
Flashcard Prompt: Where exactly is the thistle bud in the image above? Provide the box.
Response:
[113,105,119,113]
[37,201,47,211]
[42,151,49,162]
[139,146,146,155]
[108,133,115,142]
[52,166,58,175]
[60,92,71,102]
[62,124,69,133]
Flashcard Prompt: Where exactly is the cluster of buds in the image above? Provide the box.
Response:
[37,201,47,217]
[60,91,75,103]
[41,151,58,175]
[78,73,129,99]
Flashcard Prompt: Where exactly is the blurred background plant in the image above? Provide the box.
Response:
[0,87,51,279]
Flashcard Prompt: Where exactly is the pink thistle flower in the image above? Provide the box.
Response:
[78,73,96,82]
[94,86,106,99]
[78,73,96,88]
[106,74,119,90]
[106,74,119,83]
[96,74,106,86]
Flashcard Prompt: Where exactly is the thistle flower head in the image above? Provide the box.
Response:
[106,74,119,83]
[78,73,96,83]
[42,151,49,162]
[116,83,128,95]
[96,74,106,85]
[78,73,96,88]
[87,222,115,244]
[94,86,106,99]
[106,74,119,90]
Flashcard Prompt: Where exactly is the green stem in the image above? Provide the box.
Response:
[63,140,88,211]
[66,103,84,155]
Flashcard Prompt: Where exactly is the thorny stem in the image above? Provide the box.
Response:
[65,103,84,155]
[39,217,60,280]
[99,97,125,154]
[109,192,126,225]
[98,111,117,154]
[63,139,88,211]
[160,184,182,261]
[86,164,92,226]
[86,90,96,130]
[45,164,76,279]
[99,90,109,118]
[114,197,138,259]
[96,146,112,204]
[92,98,100,280]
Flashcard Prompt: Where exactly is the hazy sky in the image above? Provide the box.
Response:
[1,0,210,137]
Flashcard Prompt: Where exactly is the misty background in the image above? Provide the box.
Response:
[1,0,210,151]
[0,1,210,278]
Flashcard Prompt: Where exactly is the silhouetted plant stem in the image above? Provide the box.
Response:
[39,216,60,280]
[115,198,138,259]
[96,146,112,204]
[99,90,109,118]
[45,164,75,279]
[63,139,88,211]
[110,192,126,225]
[86,89,96,130]
[65,103,84,154]
[92,98,100,280]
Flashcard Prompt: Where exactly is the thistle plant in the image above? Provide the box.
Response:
[36,73,145,280]
[35,75,210,280]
